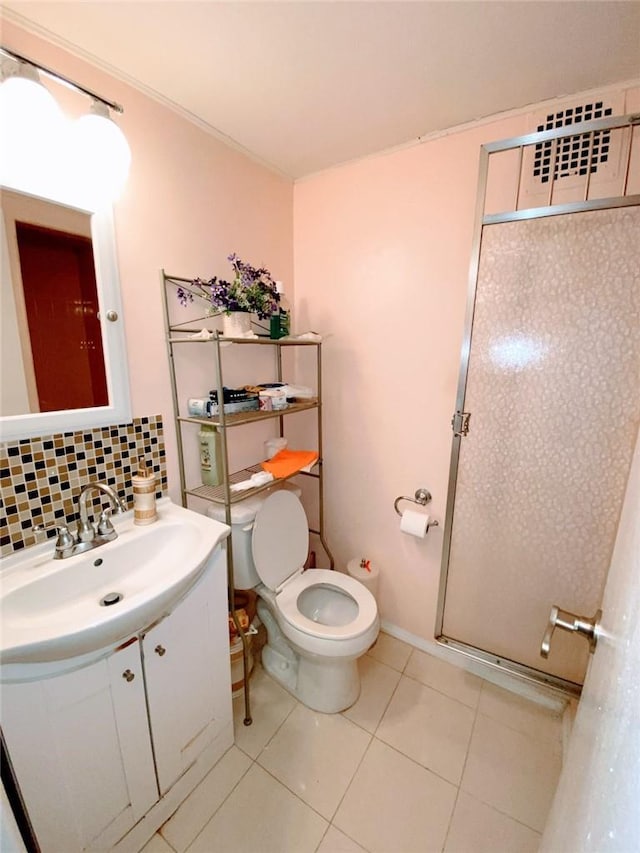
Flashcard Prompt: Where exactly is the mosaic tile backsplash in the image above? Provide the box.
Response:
[0,415,167,557]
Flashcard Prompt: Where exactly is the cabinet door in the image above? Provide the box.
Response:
[1,640,157,853]
[143,550,232,794]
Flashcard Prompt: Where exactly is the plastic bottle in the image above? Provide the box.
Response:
[132,459,157,525]
[270,295,282,339]
[270,281,291,338]
[199,425,222,486]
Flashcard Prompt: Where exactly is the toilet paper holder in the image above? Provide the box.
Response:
[393,488,439,527]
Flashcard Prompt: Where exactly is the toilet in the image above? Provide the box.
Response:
[209,487,379,713]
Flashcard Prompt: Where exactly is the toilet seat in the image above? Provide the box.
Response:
[277,569,378,641]
[251,491,377,641]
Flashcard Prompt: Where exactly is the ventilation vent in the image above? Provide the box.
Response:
[533,101,613,184]
[517,93,627,209]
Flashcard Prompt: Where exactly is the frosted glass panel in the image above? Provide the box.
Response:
[442,207,640,685]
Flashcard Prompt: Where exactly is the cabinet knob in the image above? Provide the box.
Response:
[122,669,135,682]
[154,644,167,657]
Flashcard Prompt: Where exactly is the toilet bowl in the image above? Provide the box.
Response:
[212,489,379,713]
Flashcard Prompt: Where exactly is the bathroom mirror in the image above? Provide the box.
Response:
[0,187,131,441]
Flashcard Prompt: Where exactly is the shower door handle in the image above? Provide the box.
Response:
[540,605,602,658]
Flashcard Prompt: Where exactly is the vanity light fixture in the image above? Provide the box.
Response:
[0,45,131,207]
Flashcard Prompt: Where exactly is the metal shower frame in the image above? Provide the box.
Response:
[435,111,640,696]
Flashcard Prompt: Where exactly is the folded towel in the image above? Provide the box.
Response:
[230,471,274,492]
[261,449,319,479]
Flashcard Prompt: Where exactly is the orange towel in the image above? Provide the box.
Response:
[261,449,319,478]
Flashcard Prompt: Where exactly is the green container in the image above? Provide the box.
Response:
[270,311,289,339]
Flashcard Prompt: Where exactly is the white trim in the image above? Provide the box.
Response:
[297,77,640,183]
[0,202,132,442]
[5,8,638,184]
[380,618,567,714]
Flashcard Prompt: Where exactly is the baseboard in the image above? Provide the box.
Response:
[380,619,568,714]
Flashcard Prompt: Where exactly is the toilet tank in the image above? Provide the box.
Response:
[206,482,302,589]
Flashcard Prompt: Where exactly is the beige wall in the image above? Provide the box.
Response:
[2,21,294,502]
[4,20,638,645]
[293,84,640,642]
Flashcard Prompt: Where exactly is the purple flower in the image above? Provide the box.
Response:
[178,255,280,320]
[176,286,193,306]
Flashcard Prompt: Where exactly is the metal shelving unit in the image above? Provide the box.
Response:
[161,271,334,725]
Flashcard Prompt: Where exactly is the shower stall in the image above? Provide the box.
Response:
[436,105,640,694]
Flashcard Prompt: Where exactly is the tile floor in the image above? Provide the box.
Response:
[142,633,564,853]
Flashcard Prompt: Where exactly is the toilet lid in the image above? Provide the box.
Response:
[251,491,309,591]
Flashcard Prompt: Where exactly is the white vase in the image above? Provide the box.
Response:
[222,311,252,337]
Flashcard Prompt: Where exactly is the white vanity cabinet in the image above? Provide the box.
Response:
[2,639,157,851]
[142,559,232,796]
[1,546,233,853]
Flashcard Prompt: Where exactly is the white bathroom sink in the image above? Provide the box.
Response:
[0,498,230,665]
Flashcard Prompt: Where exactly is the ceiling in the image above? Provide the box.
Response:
[3,1,640,179]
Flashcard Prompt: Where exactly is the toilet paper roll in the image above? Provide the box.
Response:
[400,509,429,538]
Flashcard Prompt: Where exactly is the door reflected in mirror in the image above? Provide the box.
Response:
[1,189,109,416]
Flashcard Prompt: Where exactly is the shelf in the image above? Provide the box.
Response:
[185,464,319,506]
[162,269,333,728]
[168,332,320,347]
[177,399,319,428]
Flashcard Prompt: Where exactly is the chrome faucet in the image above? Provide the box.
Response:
[34,481,127,560]
[77,482,127,545]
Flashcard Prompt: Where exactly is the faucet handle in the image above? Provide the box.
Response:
[33,522,75,553]
[97,509,115,536]
[33,520,67,539]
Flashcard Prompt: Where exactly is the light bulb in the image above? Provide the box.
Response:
[0,64,65,197]
[69,101,131,208]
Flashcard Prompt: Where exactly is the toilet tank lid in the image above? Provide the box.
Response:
[207,493,267,525]
[206,482,302,526]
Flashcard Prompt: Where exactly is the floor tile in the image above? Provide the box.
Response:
[461,713,562,832]
[139,833,175,853]
[342,655,401,733]
[478,681,563,745]
[376,675,475,784]
[186,764,327,853]
[444,791,541,853]
[404,649,483,709]
[317,825,369,853]
[258,703,371,820]
[334,739,457,853]
[160,746,251,851]
[233,664,298,759]
[366,632,412,672]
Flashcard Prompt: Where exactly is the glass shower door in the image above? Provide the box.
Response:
[439,206,640,688]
